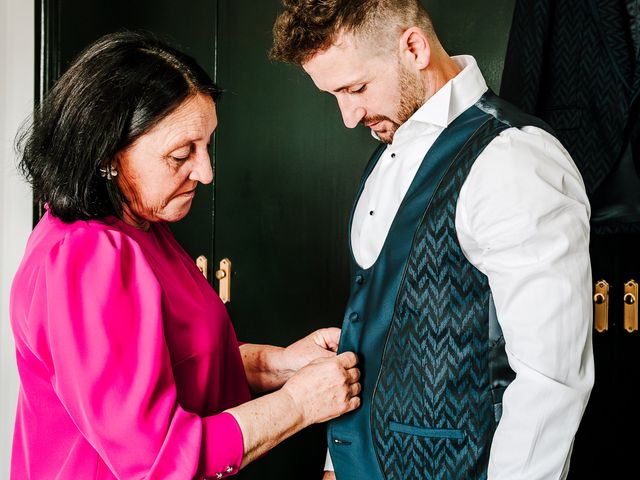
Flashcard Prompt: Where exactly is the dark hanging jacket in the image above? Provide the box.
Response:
[500,0,640,233]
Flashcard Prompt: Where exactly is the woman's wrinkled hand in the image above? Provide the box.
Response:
[282,327,341,369]
[239,328,343,394]
[281,351,361,426]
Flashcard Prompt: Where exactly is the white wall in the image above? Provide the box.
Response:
[0,0,34,477]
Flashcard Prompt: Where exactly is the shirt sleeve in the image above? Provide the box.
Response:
[43,225,243,479]
[455,126,594,479]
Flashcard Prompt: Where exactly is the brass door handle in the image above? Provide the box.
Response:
[196,255,208,279]
[215,258,232,304]
[593,280,609,333]
[624,280,638,333]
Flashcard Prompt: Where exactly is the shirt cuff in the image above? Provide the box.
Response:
[324,448,334,471]
[199,412,244,478]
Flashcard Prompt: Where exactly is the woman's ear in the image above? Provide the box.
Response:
[398,27,431,70]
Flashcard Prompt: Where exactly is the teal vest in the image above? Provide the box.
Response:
[329,92,549,479]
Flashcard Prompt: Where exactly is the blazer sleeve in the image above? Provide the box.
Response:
[42,226,243,479]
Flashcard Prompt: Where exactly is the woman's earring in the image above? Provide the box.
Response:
[99,165,118,180]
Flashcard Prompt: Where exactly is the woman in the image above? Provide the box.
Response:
[10,32,360,479]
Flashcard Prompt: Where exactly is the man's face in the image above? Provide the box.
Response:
[303,32,425,144]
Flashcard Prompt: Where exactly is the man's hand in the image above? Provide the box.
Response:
[323,471,336,480]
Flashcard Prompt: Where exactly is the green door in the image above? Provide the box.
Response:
[213,1,374,476]
[42,0,515,478]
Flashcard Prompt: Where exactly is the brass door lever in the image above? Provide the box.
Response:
[593,280,609,333]
[215,258,232,304]
[196,255,208,279]
[623,280,638,333]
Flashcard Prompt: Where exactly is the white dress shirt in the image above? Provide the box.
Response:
[326,56,594,479]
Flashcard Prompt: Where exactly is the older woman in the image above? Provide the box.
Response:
[10,32,360,479]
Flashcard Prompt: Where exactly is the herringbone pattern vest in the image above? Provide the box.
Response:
[329,92,548,480]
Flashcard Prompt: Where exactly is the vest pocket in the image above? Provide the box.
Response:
[389,421,464,440]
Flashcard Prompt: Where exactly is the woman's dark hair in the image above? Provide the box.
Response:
[17,31,221,222]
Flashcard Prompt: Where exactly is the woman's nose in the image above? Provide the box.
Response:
[189,150,213,184]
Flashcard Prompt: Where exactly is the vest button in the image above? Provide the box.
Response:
[349,312,360,323]
[355,274,365,285]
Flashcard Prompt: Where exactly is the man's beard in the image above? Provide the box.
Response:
[363,63,426,144]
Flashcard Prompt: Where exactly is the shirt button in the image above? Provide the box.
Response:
[349,312,360,323]
[391,153,396,158]
[355,274,365,285]
[225,466,234,473]
[215,474,223,479]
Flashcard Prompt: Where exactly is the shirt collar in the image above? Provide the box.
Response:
[409,55,488,129]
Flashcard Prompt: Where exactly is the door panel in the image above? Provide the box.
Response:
[214,0,373,351]
[214,1,375,476]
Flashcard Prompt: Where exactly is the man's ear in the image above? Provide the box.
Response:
[399,27,430,70]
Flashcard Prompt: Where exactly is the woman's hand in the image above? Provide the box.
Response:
[323,472,336,480]
[240,328,342,393]
[281,351,361,425]
[226,351,360,469]
[278,327,341,373]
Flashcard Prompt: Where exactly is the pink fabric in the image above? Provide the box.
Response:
[10,211,251,479]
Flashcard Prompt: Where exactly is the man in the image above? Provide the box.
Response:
[270,1,594,478]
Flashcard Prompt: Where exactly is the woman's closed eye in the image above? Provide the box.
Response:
[170,145,193,162]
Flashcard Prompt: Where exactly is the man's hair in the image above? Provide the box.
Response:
[270,0,436,65]
[17,31,221,223]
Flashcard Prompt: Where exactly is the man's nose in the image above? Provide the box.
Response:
[337,96,366,129]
